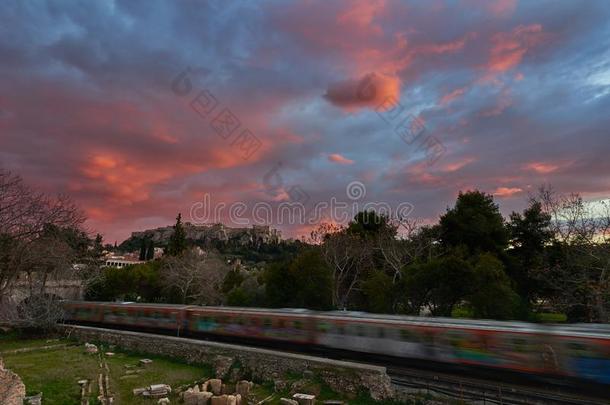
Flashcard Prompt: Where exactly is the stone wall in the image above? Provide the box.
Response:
[62,325,393,400]
[0,357,26,405]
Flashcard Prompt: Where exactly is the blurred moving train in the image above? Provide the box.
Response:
[62,301,610,385]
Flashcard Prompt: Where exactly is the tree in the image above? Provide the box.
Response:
[161,248,228,304]
[531,186,610,322]
[165,213,187,256]
[311,223,371,309]
[264,249,333,310]
[85,261,163,302]
[508,201,552,304]
[468,253,520,320]
[362,270,395,313]
[0,169,96,329]
[402,255,475,316]
[139,238,147,261]
[145,239,155,260]
[439,190,508,256]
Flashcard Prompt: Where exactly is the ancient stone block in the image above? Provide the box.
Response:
[183,391,198,405]
[210,394,228,405]
[198,391,213,405]
[235,380,252,397]
[293,393,316,405]
[208,378,222,395]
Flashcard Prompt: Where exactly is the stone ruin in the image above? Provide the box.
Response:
[176,378,254,405]
[0,358,26,405]
[133,383,172,398]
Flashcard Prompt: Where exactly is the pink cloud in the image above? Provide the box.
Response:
[328,153,355,165]
[440,157,475,172]
[524,162,560,174]
[493,186,523,197]
[440,86,468,105]
[486,24,546,74]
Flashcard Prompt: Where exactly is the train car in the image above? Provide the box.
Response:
[185,306,315,344]
[313,312,565,376]
[100,302,190,333]
[62,300,106,324]
[61,301,610,385]
[552,324,610,384]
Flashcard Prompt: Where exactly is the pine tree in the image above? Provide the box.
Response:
[139,238,147,261]
[166,213,187,256]
[145,239,155,260]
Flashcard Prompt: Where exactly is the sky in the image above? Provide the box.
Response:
[1,0,610,243]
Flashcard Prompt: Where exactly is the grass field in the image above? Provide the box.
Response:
[0,333,209,404]
[0,331,429,404]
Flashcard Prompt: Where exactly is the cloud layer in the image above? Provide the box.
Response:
[1,0,610,242]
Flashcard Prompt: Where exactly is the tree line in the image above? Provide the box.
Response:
[90,187,610,323]
[2,167,609,327]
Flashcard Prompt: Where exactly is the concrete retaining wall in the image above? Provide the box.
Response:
[61,325,393,400]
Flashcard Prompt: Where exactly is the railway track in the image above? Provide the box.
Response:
[388,366,606,405]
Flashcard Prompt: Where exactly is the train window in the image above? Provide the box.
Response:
[357,325,365,337]
[263,318,273,328]
[338,325,346,335]
[378,327,385,339]
[278,319,285,328]
[317,322,330,333]
[400,329,413,342]
[512,338,527,352]
[293,320,303,330]
[567,342,589,355]
[250,318,258,326]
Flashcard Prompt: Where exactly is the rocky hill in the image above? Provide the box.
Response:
[119,223,281,252]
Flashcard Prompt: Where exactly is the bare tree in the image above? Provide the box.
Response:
[0,169,91,329]
[311,223,371,309]
[376,217,441,284]
[161,248,229,305]
[533,186,610,322]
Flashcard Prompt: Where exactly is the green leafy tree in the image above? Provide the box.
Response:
[362,271,395,313]
[468,253,520,320]
[347,210,395,239]
[85,261,163,302]
[439,190,508,256]
[264,250,333,310]
[507,201,552,303]
[402,255,475,316]
[166,213,187,256]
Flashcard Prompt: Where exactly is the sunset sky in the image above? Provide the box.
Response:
[1,0,610,243]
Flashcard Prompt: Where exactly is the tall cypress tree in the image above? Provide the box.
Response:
[166,213,187,256]
[145,239,155,260]
[138,238,147,261]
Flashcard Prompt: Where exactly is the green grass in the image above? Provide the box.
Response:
[0,336,212,404]
[0,333,427,404]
